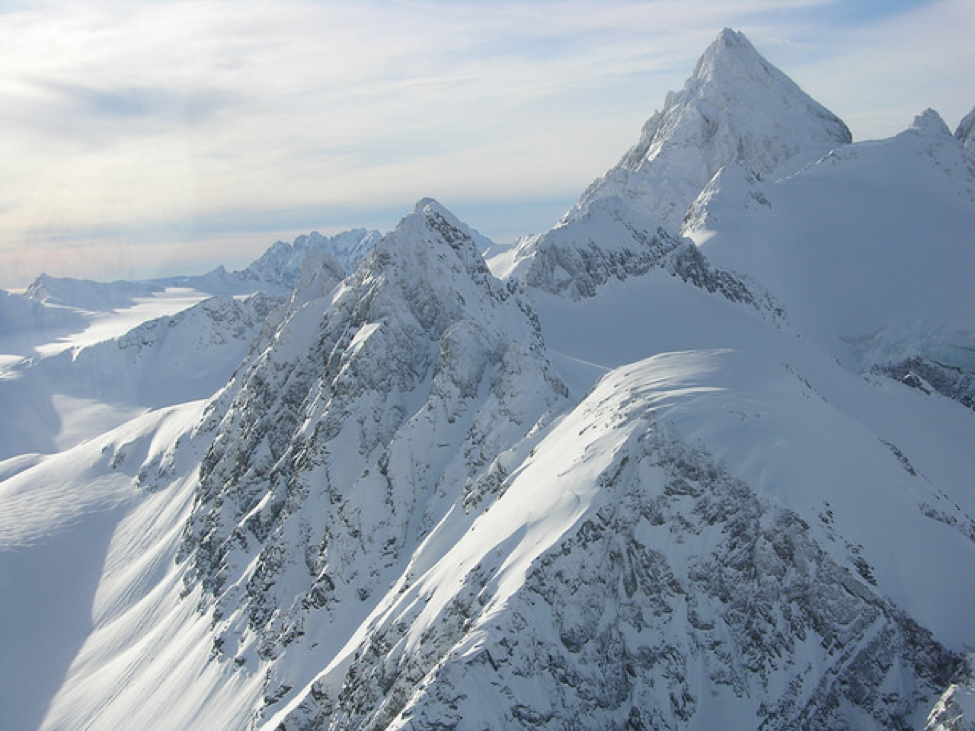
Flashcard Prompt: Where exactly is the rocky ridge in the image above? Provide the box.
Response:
[271,354,961,731]
[176,199,567,719]
[497,194,779,317]
[3,28,974,731]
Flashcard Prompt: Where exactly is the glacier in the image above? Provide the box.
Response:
[2,27,975,731]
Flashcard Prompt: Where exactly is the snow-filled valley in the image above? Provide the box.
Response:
[2,28,974,731]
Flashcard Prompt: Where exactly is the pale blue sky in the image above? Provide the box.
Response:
[0,0,972,288]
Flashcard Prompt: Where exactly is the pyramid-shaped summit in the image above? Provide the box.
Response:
[567,28,852,231]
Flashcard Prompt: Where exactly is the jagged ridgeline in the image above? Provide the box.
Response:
[3,26,975,731]
[178,199,568,664]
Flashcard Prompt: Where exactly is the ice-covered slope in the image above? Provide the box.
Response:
[566,28,851,232]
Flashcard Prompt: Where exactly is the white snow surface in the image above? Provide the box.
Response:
[692,107,975,369]
[0,292,279,462]
[2,29,974,731]
[566,28,851,232]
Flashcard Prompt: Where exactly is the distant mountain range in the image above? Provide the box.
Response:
[2,28,974,731]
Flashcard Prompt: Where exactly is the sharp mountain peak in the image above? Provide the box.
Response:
[567,28,852,231]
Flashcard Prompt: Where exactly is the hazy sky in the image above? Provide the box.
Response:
[1,0,972,289]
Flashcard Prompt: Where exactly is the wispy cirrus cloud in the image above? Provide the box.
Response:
[0,0,970,288]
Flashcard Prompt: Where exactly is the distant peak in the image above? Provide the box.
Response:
[911,108,950,136]
[566,27,851,231]
[412,197,467,233]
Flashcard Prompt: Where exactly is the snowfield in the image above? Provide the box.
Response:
[2,28,974,731]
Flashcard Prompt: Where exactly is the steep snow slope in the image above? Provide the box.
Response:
[691,108,975,406]
[0,401,226,731]
[268,348,973,731]
[566,28,851,231]
[0,293,280,462]
[3,29,974,731]
[175,198,567,726]
[487,194,778,318]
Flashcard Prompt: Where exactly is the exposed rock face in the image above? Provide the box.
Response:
[272,363,960,731]
[925,658,975,731]
[177,199,567,711]
[873,357,975,412]
[954,105,975,154]
[501,195,780,318]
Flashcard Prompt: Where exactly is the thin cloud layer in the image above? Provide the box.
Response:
[0,0,971,288]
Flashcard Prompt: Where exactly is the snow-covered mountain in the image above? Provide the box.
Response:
[2,28,975,731]
[488,192,780,325]
[0,292,281,463]
[179,197,566,664]
[566,28,851,232]
[24,273,172,310]
[195,228,382,295]
[19,228,381,312]
[690,107,975,411]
